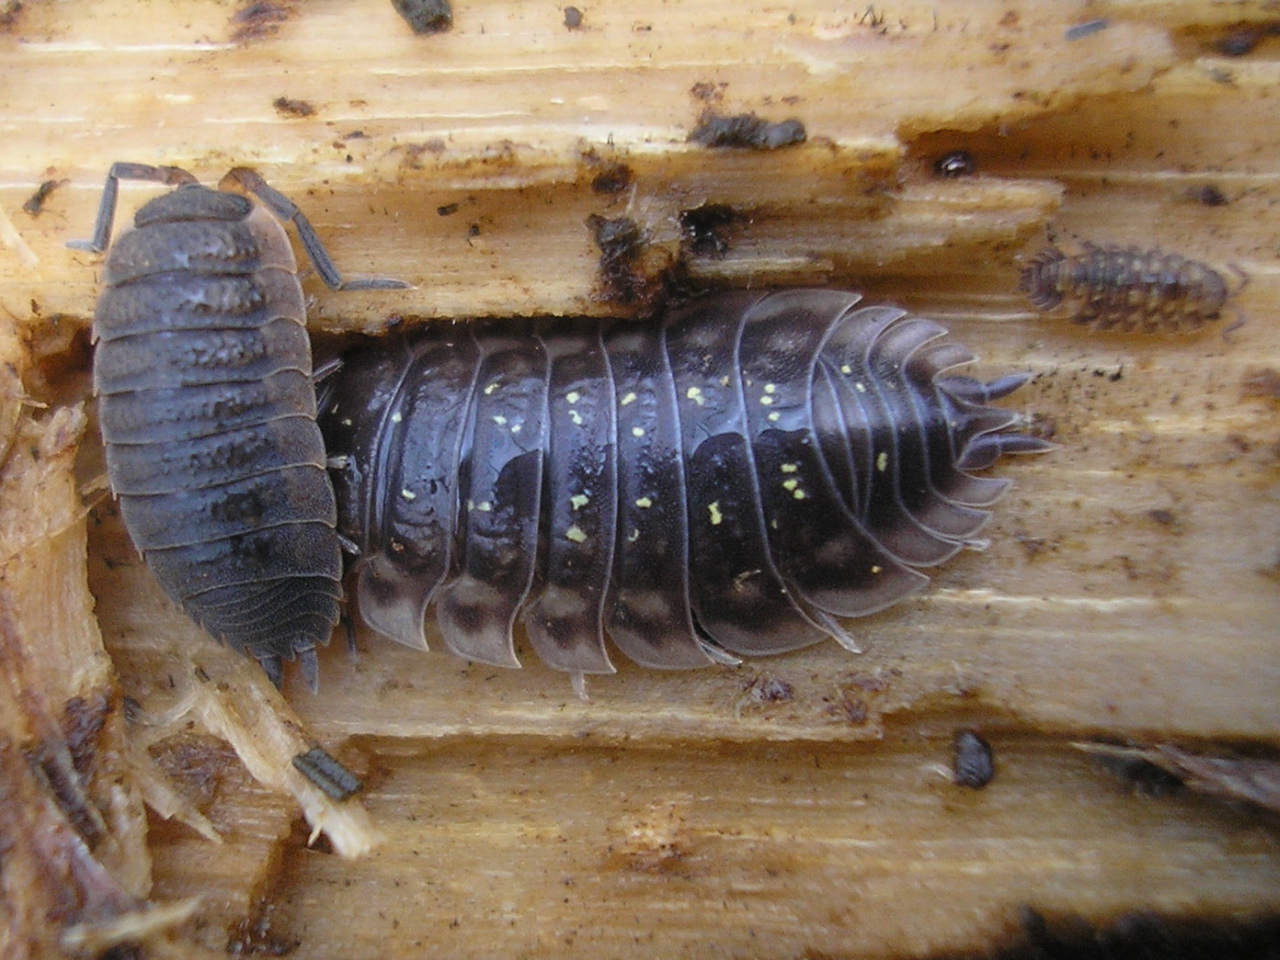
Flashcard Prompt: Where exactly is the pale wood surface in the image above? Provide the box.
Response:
[0,1,1277,957]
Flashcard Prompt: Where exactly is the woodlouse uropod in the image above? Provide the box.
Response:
[1020,242,1240,332]
[320,290,1050,691]
[72,162,406,689]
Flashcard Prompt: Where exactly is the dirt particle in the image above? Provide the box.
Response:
[1241,367,1280,401]
[563,6,583,29]
[0,2,23,31]
[436,202,460,216]
[689,81,726,102]
[392,0,452,34]
[1216,26,1264,57]
[689,112,806,150]
[679,203,744,258]
[231,1,293,43]
[1064,18,1108,42]
[745,675,793,704]
[590,162,633,195]
[22,178,65,216]
[1190,184,1229,207]
[587,214,646,302]
[934,150,975,178]
[272,96,315,118]
[61,692,111,779]
[952,729,995,788]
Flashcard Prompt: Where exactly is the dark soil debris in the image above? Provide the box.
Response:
[590,162,633,195]
[952,730,995,789]
[231,1,294,43]
[392,0,452,34]
[679,203,744,258]
[690,81,726,102]
[1241,367,1280,401]
[0,2,22,31]
[563,6,583,29]
[689,111,806,150]
[272,96,315,118]
[1190,184,1229,206]
[23,178,65,216]
[587,214,646,303]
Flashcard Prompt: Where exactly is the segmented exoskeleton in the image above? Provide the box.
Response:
[74,162,405,688]
[1020,243,1234,332]
[320,290,1048,686]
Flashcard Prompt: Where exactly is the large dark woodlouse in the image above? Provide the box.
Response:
[73,162,406,689]
[1020,243,1237,332]
[320,290,1049,687]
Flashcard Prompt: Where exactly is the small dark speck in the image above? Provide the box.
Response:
[934,150,975,178]
[1064,18,1108,42]
[689,112,806,150]
[273,96,315,118]
[468,223,481,238]
[1190,184,1229,207]
[1216,27,1262,57]
[0,2,24,32]
[23,179,64,216]
[437,202,460,216]
[953,729,995,788]
[392,0,452,34]
[1147,509,1176,527]
[590,162,633,195]
[563,6,583,29]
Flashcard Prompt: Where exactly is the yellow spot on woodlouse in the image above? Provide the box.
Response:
[719,375,730,387]
[511,424,521,434]
[759,394,774,406]
[632,426,645,437]
[708,501,723,525]
[627,528,640,542]
[570,493,590,510]
[401,488,416,500]
[566,390,581,404]
[467,499,474,511]
[565,524,587,543]
[620,391,637,406]
[792,488,806,500]
[477,501,493,512]
[782,478,799,492]
[391,411,403,424]
[764,383,777,394]
[493,414,508,426]
[840,364,852,375]
[876,451,888,472]
[855,381,867,393]
[686,386,706,405]
[484,380,500,395]
[767,411,780,422]
[341,418,353,427]
[635,496,653,509]
[871,565,882,574]
[781,463,798,473]
[570,409,584,426]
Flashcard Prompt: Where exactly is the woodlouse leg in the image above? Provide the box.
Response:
[956,432,1055,471]
[219,167,410,291]
[67,161,198,253]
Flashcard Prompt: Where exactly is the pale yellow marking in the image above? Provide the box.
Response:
[781,463,798,473]
[570,493,590,510]
[876,451,888,472]
[708,501,723,526]
[719,375,730,387]
[764,383,777,394]
[511,423,522,434]
[855,381,867,393]
[477,501,493,512]
[565,524,588,543]
[341,418,353,427]
[493,414,508,426]
[566,390,581,404]
[770,519,779,530]
[627,528,641,543]
[782,478,799,492]
[635,496,653,509]
[632,426,645,437]
[467,499,475,511]
[759,394,774,406]
[871,564,882,574]
[767,411,781,422]
[570,409,584,426]
[400,488,416,501]
[484,380,500,395]
[620,391,637,406]
[793,488,806,500]
[840,364,852,375]
[391,411,403,424]
[686,386,706,405]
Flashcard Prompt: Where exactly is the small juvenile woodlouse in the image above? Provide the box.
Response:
[320,290,1050,691]
[72,162,406,689]
[1020,243,1240,333]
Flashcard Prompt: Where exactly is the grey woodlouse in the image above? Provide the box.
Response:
[320,289,1050,688]
[1020,243,1237,332]
[73,162,406,689]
